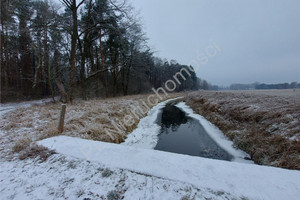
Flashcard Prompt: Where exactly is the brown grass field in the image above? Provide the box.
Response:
[0,94,180,161]
[184,89,300,170]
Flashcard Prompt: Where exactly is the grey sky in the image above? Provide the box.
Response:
[130,0,300,86]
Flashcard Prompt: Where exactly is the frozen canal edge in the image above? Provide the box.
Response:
[123,98,251,164]
[121,97,182,149]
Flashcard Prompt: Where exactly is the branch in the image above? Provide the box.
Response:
[87,65,119,80]
[109,0,129,18]
[78,23,98,37]
[110,0,126,11]
[60,0,72,9]
[76,0,86,9]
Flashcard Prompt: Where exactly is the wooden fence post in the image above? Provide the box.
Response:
[58,104,66,133]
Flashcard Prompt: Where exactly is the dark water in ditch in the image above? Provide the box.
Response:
[154,103,233,161]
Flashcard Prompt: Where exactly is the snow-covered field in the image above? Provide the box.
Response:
[0,97,57,117]
[1,94,300,200]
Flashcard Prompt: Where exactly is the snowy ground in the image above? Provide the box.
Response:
[0,97,57,117]
[0,153,246,200]
[1,96,300,200]
[222,89,300,97]
[38,136,300,200]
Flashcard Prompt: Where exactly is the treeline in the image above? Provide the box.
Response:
[255,82,300,90]
[0,0,206,103]
[229,82,300,90]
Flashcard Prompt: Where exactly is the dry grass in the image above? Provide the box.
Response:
[12,138,32,153]
[18,145,56,162]
[4,122,18,130]
[0,93,182,160]
[184,90,300,170]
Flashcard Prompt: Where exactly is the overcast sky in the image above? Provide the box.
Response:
[130,0,300,86]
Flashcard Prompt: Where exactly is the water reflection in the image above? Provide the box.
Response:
[155,104,233,161]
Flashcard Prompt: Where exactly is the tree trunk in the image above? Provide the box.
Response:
[90,45,96,71]
[112,51,119,96]
[69,2,79,102]
[1,0,9,89]
[124,53,133,96]
[19,11,33,95]
[99,19,107,96]
[3,23,9,88]
[44,26,51,96]
[54,49,68,103]
[79,37,87,100]
[33,31,42,89]
[44,24,55,102]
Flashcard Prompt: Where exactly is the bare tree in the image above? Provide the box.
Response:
[60,0,86,102]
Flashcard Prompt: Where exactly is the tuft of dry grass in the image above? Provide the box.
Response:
[184,90,300,170]
[39,123,61,140]
[4,122,17,131]
[12,138,32,153]
[18,145,56,162]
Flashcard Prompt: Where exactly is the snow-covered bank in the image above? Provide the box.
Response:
[39,136,300,200]
[122,97,182,149]
[175,102,252,163]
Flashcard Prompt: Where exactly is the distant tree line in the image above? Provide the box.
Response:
[229,82,300,90]
[255,82,300,90]
[0,0,208,103]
